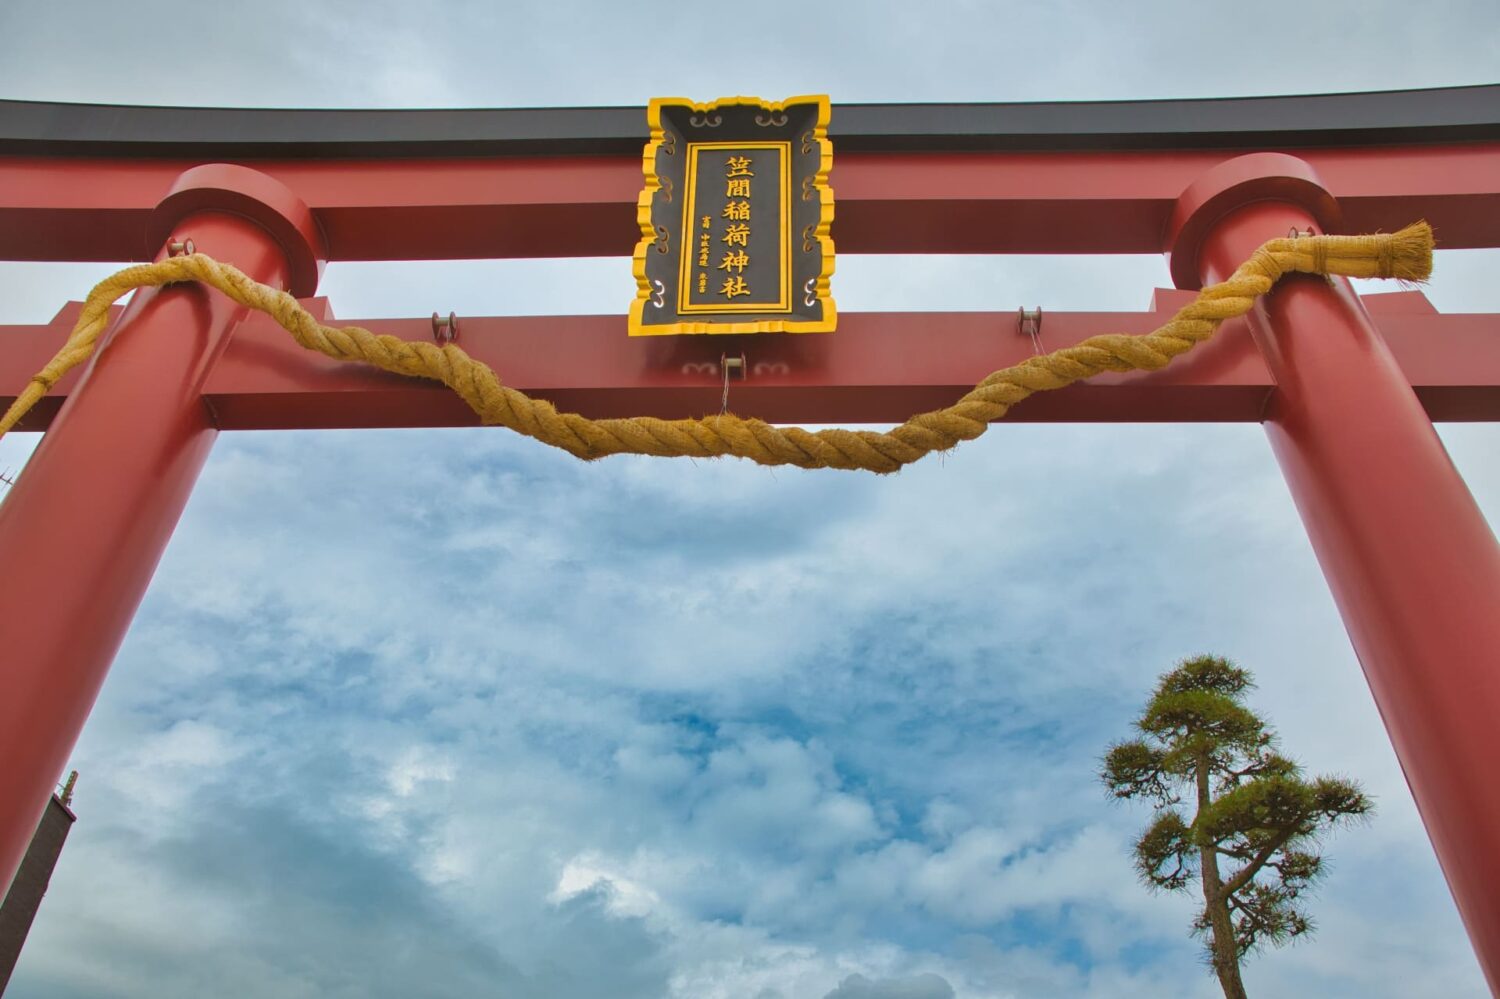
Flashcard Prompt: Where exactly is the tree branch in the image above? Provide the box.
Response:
[1221,826,1298,898]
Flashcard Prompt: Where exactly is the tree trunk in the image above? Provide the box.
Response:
[1197,758,1249,999]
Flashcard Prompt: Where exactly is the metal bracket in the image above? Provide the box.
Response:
[721,352,746,414]
[432,311,459,344]
[166,237,195,257]
[1287,226,1334,284]
[1018,307,1044,355]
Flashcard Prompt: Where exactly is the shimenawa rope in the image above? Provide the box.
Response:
[0,223,1433,473]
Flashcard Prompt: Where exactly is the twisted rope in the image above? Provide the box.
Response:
[0,223,1433,473]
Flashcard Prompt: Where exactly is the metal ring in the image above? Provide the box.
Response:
[431,311,459,344]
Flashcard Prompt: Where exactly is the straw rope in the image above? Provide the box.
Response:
[0,223,1433,473]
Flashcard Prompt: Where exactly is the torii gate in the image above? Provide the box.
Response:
[1,87,1498,989]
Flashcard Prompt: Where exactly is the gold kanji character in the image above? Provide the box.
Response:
[701,216,711,229]
[722,224,750,247]
[725,156,754,178]
[722,200,750,221]
[725,178,751,198]
[718,250,749,273]
[719,275,751,298]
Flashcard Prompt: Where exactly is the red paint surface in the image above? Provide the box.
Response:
[3,295,1494,431]
[2,143,1499,261]
[1193,197,1500,996]
[0,212,296,893]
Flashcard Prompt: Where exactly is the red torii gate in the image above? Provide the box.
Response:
[1,87,1498,989]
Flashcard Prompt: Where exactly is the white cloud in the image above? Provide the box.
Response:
[825,971,956,999]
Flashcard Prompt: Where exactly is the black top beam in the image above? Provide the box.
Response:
[0,86,1497,158]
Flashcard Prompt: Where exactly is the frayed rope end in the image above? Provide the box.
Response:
[1386,220,1434,283]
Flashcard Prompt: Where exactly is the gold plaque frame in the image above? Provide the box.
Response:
[628,95,836,336]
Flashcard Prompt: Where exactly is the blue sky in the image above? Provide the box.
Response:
[1,2,1497,997]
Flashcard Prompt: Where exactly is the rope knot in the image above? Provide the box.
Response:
[1250,247,1284,283]
[1376,237,1396,280]
[1310,236,1329,277]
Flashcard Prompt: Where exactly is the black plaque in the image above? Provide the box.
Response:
[629,96,835,336]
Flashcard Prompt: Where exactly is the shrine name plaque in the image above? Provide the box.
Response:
[629,95,836,336]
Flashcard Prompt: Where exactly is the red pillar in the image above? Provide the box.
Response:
[0,165,323,892]
[1170,154,1500,994]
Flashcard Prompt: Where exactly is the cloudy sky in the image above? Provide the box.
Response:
[1,2,1497,997]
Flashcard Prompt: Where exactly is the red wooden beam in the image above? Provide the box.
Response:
[2,292,1495,432]
[3,144,1499,263]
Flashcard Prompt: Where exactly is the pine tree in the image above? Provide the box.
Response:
[1101,655,1372,999]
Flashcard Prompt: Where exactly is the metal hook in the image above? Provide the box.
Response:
[650,279,665,308]
[803,277,818,307]
[721,352,746,414]
[1018,307,1044,355]
[432,311,459,344]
